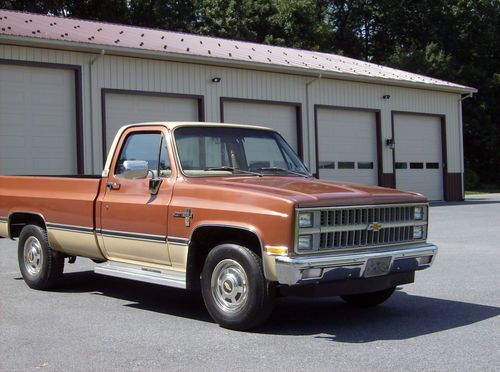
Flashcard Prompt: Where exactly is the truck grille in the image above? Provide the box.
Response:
[296,204,427,253]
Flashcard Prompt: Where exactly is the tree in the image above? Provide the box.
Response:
[129,0,197,32]
[195,0,277,42]
[265,0,329,50]
[0,0,68,15]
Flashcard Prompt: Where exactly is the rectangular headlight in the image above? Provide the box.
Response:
[298,235,313,250]
[298,212,313,228]
[413,226,424,239]
[414,206,424,220]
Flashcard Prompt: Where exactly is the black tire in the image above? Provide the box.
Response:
[341,286,396,307]
[201,244,275,331]
[18,225,64,290]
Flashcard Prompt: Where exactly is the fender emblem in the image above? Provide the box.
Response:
[173,208,194,227]
[367,222,382,232]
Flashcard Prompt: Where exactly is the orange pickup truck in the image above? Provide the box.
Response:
[0,122,437,330]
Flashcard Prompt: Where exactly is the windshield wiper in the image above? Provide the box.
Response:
[206,166,263,177]
[257,167,311,178]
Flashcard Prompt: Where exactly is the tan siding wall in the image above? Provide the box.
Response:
[0,44,462,178]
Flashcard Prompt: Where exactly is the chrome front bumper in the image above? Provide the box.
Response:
[275,243,438,286]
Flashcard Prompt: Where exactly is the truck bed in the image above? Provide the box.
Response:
[0,175,104,259]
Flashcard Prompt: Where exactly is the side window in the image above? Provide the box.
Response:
[115,132,171,177]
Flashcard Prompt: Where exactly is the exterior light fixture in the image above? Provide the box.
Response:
[382,94,391,99]
[385,138,395,149]
[211,77,222,83]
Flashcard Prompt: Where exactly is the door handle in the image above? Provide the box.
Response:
[106,182,121,190]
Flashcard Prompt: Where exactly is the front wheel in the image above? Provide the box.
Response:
[201,244,275,331]
[18,225,64,290]
[341,287,396,307]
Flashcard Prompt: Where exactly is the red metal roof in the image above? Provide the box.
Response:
[0,9,475,93]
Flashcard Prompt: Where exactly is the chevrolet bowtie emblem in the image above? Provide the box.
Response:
[368,222,382,232]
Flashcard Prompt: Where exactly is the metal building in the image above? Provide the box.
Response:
[0,9,476,201]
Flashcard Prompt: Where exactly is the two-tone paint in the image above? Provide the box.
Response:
[0,122,429,287]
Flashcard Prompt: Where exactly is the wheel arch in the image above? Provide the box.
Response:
[8,211,47,239]
[186,224,263,290]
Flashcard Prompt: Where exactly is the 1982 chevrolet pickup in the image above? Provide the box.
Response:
[0,122,437,330]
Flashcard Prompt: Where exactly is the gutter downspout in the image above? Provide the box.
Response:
[458,92,474,200]
[89,49,105,173]
[305,74,322,174]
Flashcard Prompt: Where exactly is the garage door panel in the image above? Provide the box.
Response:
[0,113,24,132]
[0,157,25,170]
[222,100,298,151]
[394,114,443,200]
[104,93,199,152]
[0,91,25,106]
[0,64,77,175]
[317,108,378,185]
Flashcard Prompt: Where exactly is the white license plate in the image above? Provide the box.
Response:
[364,257,392,277]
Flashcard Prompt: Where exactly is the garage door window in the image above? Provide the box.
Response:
[319,161,335,169]
[409,162,424,169]
[338,162,355,169]
[358,162,374,169]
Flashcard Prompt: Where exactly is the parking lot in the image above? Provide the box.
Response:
[1,194,499,371]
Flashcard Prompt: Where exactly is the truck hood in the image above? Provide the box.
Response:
[204,176,427,207]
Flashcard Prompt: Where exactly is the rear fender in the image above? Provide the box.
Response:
[8,211,47,239]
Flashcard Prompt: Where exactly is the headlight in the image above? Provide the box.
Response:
[298,235,313,250]
[414,206,424,220]
[298,212,313,228]
[413,226,424,239]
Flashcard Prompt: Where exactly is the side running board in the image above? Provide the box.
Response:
[94,261,186,289]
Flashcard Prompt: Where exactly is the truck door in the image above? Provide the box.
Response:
[99,127,173,265]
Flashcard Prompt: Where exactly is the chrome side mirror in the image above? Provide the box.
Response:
[122,160,149,179]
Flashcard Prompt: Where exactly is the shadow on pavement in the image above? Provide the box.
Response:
[55,270,212,323]
[53,271,500,340]
[262,289,500,341]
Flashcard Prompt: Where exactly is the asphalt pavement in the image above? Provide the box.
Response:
[1,194,499,371]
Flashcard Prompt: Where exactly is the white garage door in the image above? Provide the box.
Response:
[222,100,299,152]
[0,64,77,175]
[317,108,378,185]
[104,92,199,152]
[394,114,443,201]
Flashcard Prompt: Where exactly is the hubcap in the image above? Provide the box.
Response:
[211,259,248,313]
[24,236,43,276]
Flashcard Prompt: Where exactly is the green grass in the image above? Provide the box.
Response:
[465,189,500,195]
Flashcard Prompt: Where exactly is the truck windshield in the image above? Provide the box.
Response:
[174,126,310,177]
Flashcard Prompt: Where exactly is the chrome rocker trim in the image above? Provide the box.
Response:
[94,260,186,289]
[275,243,438,286]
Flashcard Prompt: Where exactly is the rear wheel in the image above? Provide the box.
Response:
[341,287,396,307]
[18,225,64,290]
[201,244,275,331]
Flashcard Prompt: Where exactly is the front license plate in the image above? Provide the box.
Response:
[364,257,392,277]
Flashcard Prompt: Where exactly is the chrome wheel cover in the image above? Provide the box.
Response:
[211,259,248,313]
[24,236,43,276]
